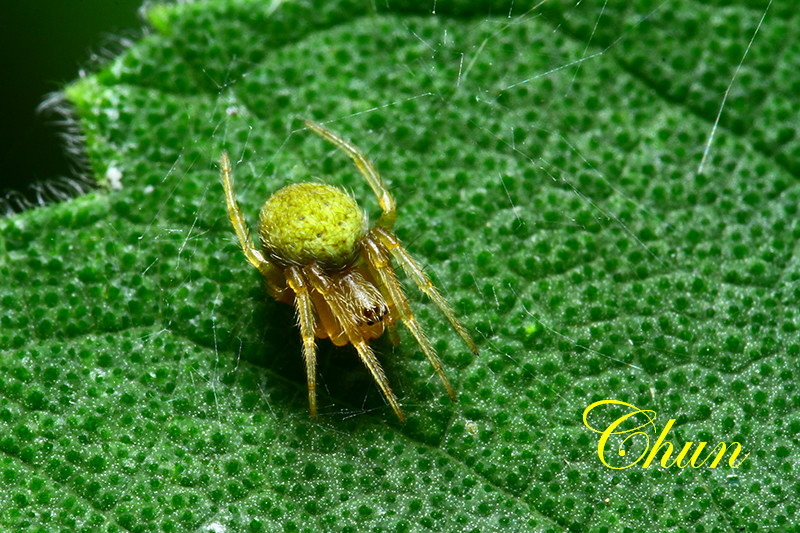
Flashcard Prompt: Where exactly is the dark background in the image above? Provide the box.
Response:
[1,1,142,205]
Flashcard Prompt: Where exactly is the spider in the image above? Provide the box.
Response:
[220,120,478,421]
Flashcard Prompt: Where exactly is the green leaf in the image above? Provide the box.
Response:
[2,0,798,530]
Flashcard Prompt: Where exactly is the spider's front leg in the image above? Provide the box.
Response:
[303,263,406,422]
[372,226,479,356]
[285,266,320,418]
[362,235,456,401]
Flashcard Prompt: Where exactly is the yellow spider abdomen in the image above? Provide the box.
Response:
[258,183,366,269]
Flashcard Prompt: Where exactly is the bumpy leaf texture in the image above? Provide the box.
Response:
[1,0,798,531]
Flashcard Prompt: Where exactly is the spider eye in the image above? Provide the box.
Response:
[362,305,387,326]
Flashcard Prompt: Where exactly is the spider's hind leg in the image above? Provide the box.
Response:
[303,119,397,229]
[219,151,278,278]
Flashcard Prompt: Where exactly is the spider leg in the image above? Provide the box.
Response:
[304,264,406,422]
[285,266,319,418]
[220,151,277,276]
[303,119,396,229]
[371,226,479,355]
[363,236,457,401]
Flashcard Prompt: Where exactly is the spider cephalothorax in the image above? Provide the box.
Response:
[220,120,478,421]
